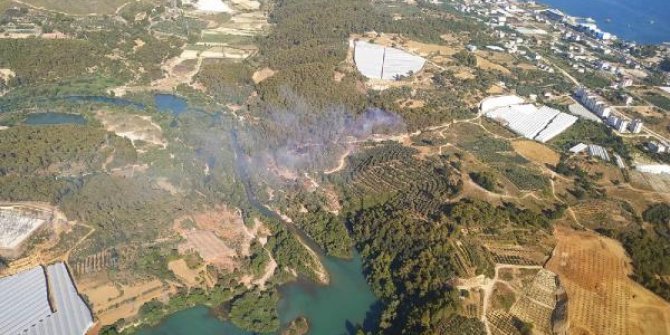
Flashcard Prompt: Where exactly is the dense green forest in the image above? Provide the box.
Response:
[255,0,487,125]
[346,195,551,334]
[3,0,670,334]
[228,289,280,332]
[0,125,135,175]
[0,125,136,205]
[618,203,670,300]
[0,39,112,86]
[196,60,254,104]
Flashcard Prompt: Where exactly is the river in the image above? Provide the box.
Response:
[117,96,378,335]
[12,93,379,334]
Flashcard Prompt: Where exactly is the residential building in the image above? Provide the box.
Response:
[629,119,643,134]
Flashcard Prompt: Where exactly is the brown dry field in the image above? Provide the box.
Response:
[79,276,171,326]
[629,171,670,192]
[511,140,560,166]
[404,40,460,57]
[179,230,237,270]
[168,258,201,287]
[174,205,268,271]
[571,157,625,185]
[23,0,129,15]
[571,199,636,231]
[173,59,198,76]
[477,51,511,74]
[546,226,670,335]
[453,67,475,80]
[486,84,505,94]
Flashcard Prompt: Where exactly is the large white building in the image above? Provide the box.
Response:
[637,164,670,175]
[480,95,577,143]
[0,263,93,335]
[353,40,425,81]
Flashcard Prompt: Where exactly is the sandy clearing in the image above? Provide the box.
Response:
[96,111,166,148]
[132,39,145,52]
[179,230,238,270]
[230,0,260,10]
[0,68,15,80]
[395,98,425,109]
[252,67,276,84]
[486,85,504,94]
[174,205,268,272]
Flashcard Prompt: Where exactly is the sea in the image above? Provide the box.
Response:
[539,0,670,44]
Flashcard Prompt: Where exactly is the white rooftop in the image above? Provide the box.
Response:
[0,208,46,249]
[0,263,93,335]
[186,0,232,13]
[569,143,588,153]
[481,95,577,143]
[637,164,670,175]
[353,41,425,81]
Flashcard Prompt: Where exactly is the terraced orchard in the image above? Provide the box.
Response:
[332,142,461,210]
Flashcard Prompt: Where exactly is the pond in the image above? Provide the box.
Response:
[23,112,87,125]
[155,94,188,116]
[136,254,377,335]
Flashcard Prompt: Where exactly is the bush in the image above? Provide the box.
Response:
[469,171,497,191]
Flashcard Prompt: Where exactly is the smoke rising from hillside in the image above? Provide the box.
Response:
[240,89,406,177]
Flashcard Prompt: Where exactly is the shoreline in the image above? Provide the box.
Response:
[536,0,670,45]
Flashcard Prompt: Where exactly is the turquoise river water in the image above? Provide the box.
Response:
[136,254,377,335]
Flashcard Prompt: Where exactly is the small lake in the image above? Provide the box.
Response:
[23,112,87,125]
[136,254,378,335]
[155,94,188,116]
[278,255,378,335]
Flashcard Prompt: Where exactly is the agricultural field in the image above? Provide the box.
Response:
[2,0,670,334]
[570,199,639,231]
[511,140,560,167]
[333,142,461,206]
[442,122,550,192]
[22,0,130,15]
[79,275,174,326]
[546,226,670,335]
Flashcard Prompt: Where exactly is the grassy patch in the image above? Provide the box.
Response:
[644,92,670,111]
[23,0,130,15]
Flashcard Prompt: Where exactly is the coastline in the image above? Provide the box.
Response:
[536,0,670,45]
